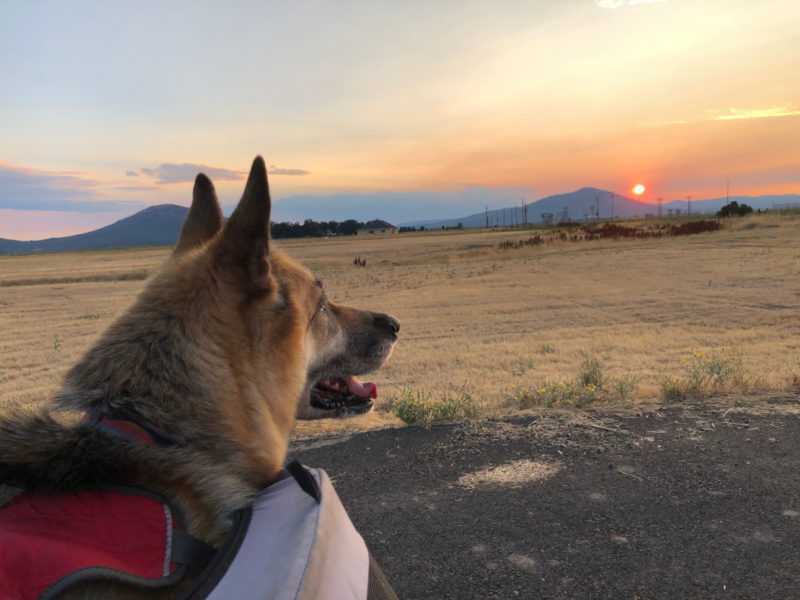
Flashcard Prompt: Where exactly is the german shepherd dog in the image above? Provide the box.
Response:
[0,157,399,598]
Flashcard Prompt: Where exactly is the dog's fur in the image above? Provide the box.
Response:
[0,157,399,599]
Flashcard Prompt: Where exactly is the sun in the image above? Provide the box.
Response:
[633,184,645,195]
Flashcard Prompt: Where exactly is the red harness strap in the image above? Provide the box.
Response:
[0,413,214,599]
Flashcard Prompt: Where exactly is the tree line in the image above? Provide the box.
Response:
[270,219,364,238]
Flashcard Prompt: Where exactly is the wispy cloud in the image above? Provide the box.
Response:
[0,160,143,213]
[125,170,138,177]
[596,0,667,8]
[138,163,246,184]
[712,106,800,121]
[115,185,161,192]
[268,165,313,176]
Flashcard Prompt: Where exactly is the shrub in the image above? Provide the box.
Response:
[612,373,637,401]
[388,382,481,424]
[578,358,604,388]
[717,201,754,218]
[660,375,683,400]
[505,381,599,409]
[662,345,747,401]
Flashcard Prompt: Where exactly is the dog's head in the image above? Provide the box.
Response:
[61,157,397,481]
[174,155,399,430]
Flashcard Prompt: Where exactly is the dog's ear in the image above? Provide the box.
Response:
[218,156,272,290]
[174,173,224,254]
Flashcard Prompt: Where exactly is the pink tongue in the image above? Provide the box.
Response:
[343,375,377,399]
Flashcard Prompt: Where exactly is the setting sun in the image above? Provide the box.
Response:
[633,184,645,195]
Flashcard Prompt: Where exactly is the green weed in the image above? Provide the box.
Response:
[388,382,481,424]
[612,372,637,401]
[578,358,604,388]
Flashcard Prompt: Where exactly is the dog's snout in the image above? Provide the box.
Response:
[375,314,400,335]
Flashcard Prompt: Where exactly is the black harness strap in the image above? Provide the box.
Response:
[171,530,217,574]
[286,460,321,503]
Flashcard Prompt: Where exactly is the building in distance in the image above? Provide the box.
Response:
[357,220,398,235]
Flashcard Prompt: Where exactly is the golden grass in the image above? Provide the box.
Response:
[1,213,799,436]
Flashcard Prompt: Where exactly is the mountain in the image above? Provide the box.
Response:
[399,188,651,228]
[0,205,189,254]
[398,190,800,229]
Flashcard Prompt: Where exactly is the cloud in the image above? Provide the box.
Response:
[115,185,161,192]
[596,0,666,7]
[138,162,246,184]
[712,106,800,121]
[0,160,144,213]
[268,165,313,176]
[125,170,138,177]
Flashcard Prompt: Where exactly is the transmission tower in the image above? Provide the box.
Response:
[595,195,601,220]
[686,195,692,216]
[611,192,615,220]
[657,197,663,218]
[485,205,489,228]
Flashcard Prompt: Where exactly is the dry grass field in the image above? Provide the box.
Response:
[1,214,799,435]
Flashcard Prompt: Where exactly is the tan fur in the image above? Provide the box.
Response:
[0,157,399,599]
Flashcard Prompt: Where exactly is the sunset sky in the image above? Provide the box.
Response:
[1,0,798,239]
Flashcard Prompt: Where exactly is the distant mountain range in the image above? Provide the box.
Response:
[0,205,189,254]
[398,189,800,229]
[1,190,798,254]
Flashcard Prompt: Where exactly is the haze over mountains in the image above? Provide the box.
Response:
[1,190,798,254]
[399,189,800,229]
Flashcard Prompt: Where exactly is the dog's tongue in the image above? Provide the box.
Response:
[343,375,377,399]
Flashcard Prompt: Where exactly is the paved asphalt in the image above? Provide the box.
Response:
[289,403,800,599]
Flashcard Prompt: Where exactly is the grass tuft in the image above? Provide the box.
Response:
[388,381,481,424]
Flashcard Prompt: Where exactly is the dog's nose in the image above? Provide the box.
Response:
[375,314,400,334]
[388,316,400,334]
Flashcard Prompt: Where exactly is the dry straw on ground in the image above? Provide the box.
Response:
[1,213,799,435]
[458,459,561,488]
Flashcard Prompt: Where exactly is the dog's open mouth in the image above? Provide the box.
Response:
[310,375,377,414]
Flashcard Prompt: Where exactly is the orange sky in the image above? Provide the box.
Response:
[1,0,798,238]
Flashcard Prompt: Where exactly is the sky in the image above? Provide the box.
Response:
[1,0,798,239]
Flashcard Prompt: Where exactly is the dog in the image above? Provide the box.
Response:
[0,157,399,599]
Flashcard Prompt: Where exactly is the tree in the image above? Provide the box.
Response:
[717,201,753,217]
[456,222,464,229]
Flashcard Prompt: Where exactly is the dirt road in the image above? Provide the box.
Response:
[290,403,800,599]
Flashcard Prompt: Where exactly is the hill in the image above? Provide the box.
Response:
[399,188,651,228]
[0,205,189,254]
[398,190,800,229]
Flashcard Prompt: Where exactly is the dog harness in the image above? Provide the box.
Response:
[0,412,398,600]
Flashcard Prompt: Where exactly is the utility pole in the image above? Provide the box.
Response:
[595,195,601,220]
[611,192,615,220]
[686,195,692,216]
[503,210,506,227]
[485,205,489,228]
[523,201,528,226]
[657,197,663,218]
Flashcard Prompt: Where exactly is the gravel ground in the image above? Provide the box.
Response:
[289,402,800,599]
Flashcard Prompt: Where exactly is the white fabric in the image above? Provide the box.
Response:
[205,467,369,600]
